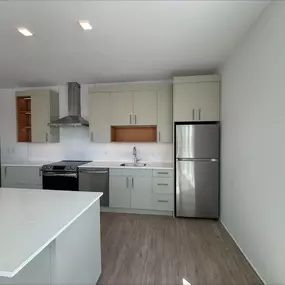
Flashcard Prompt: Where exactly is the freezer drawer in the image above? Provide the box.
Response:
[175,159,219,218]
[176,124,219,159]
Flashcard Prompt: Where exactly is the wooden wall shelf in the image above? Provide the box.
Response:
[111,126,157,142]
[16,96,31,142]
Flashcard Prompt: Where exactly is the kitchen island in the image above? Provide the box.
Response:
[0,188,102,285]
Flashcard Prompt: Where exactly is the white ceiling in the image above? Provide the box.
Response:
[0,1,269,88]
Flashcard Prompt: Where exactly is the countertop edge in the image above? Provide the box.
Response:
[78,162,174,170]
[2,162,174,169]
[1,192,103,278]
[1,162,51,167]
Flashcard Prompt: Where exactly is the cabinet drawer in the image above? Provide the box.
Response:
[153,169,173,178]
[110,168,152,177]
[151,194,174,211]
[152,178,173,194]
[130,169,152,177]
[110,168,123,176]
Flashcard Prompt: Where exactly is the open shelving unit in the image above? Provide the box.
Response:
[16,96,31,142]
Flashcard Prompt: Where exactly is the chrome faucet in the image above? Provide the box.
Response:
[133,146,141,164]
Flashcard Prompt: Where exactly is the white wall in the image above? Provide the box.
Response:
[220,2,285,284]
[0,84,172,163]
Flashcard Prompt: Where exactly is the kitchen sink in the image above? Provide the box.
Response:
[120,163,147,167]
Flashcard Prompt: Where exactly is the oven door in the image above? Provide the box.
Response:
[42,172,78,191]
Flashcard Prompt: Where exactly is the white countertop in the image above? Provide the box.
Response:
[0,188,102,278]
[2,161,174,169]
[1,161,52,167]
[78,161,173,169]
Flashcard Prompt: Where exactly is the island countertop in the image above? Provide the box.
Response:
[0,188,102,278]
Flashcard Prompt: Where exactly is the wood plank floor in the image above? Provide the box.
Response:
[99,213,262,285]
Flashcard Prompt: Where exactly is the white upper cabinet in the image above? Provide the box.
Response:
[110,91,133,125]
[133,90,157,125]
[89,82,171,125]
[173,83,200,121]
[89,92,111,142]
[196,82,220,121]
[17,89,60,143]
[31,93,50,143]
[157,87,173,143]
[173,75,220,122]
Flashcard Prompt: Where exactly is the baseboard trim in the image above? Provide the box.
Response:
[220,220,266,285]
[100,207,173,216]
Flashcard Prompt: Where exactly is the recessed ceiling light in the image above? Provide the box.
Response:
[79,20,92,31]
[17,27,33,37]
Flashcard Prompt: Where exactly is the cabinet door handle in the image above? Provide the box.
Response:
[126,177,129,188]
[129,114,132,124]
[46,133,48,142]
[157,183,169,186]
[134,114,137,124]
[158,200,169,203]
[158,172,168,175]
[39,168,42,177]
[158,131,161,142]
[91,132,94,141]
[199,108,201,120]
[192,109,195,120]
[4,166,7,177]
[132,177,134,187]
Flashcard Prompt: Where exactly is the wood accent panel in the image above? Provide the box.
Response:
[111,126,157,142]
[16,97,31,142]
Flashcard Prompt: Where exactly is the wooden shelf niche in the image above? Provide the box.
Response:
[16,96,31,142]
[111,126,157,142]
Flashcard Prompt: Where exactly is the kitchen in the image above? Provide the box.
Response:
[1,77,219,218]
[0,1,284,285]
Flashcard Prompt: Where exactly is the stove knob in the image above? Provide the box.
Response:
[66,166,71,170]
[72,167,76,170]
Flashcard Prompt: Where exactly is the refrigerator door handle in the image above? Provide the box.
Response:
[177,158,218,162]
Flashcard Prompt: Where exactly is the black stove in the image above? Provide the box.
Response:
[42,160,92,173]
[41,160,92,191]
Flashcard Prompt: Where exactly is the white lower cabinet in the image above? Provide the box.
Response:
[152,177,173,194]
[130,169,152,210]
[109,168,174,213]
[151,194,174,211]
[109,176,131,208]
[1,166,42,188]
[131,175,152,210]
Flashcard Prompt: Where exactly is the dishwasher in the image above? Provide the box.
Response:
[79,168,109,207]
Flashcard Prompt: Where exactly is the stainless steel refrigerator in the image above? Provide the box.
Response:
[175,123,220,218]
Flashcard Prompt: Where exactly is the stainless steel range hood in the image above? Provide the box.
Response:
[50,82,89,127]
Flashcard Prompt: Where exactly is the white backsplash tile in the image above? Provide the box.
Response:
[2,128,172,163]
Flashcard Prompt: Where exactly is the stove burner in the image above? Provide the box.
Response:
[41,160,92,172]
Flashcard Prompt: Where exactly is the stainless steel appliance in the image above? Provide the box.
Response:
[49,82,89,127]
[0,140,1,187]
[79,168,109,207]
[41,160,91,191]
[175,123,220,218]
